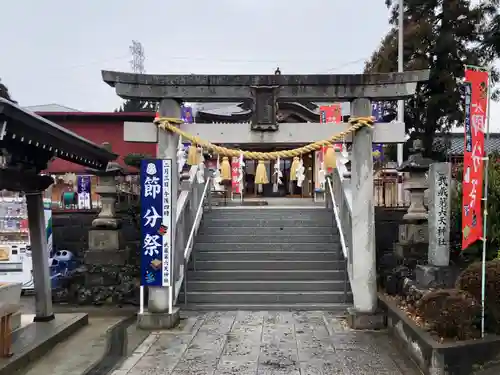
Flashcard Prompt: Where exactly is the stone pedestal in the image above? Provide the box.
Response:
[415,264,458,289]
[347,307,386,330]
[86,229,129,265]
[137,308,180,330]
[394,223,429,267]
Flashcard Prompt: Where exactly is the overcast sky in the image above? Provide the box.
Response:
[1,0,498,131]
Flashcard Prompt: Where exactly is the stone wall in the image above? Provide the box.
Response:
[375,207,406,282]
[52,210,140,257]
[51,209,142,306]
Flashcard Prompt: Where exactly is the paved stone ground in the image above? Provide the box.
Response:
[111,311,421,375]
[17,316,124,375]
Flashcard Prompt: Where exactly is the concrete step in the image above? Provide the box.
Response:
[194,242,341,251]
[192,260,344,271]
[202,218,335,228]
[198,226,335,235]
[195,251,339,261]
[187,269,346,281]
[205,210,332,221]
[178,303,351,312]
[178,291,352,304]
[196,234,338,243]
[183,280,347,292]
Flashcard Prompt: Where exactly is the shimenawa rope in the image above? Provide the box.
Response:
[153,116,374,160]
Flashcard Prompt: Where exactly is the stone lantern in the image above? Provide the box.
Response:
[88,142,125,229]
[397,139,433,222]
[393,139,433,266]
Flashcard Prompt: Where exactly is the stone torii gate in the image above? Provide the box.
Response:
[102,69,430,327]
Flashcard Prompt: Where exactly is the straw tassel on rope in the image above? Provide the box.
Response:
[290,157,300,181]
[323,145,337,173]
[220,156,232,181]
[186,143,199,166]
[255,161,269,184]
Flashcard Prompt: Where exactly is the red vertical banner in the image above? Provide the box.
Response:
[320,104,342,150]
[231,157,241,194]
[462,69,488,250]
[319,104,342,123]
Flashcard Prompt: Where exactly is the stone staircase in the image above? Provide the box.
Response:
[178,207,352,310]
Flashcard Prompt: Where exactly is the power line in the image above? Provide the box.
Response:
[34,54,369,78]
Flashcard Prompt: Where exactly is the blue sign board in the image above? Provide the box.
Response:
[371,101,384,122]
[140,159,173,287]
[181,105,194,124]
[464,82,472,153]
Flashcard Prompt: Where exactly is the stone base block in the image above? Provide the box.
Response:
[415,264,458,289]
[137,308,180,330]
[84,248,130,266]
[88,229,125,253]
[346,307,386,330]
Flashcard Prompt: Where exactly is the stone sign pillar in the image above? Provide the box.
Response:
[428,163,452,266]
[347,98,379,329]
[416,162,456,288]
[138,99,181,330]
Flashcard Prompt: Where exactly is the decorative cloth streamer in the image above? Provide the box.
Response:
[213,155,223,190]
[220,156,231,181]
[296,159,306,188]
[237,152,245,193]
[196,149,205,184]
[176,136,187,175]
[273,156,283,193]
[317,152,326,191]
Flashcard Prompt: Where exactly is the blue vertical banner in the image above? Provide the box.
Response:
[77,175,92,209]
[140,159,173,287]
[371,101,384,122]
[181,105,194,124]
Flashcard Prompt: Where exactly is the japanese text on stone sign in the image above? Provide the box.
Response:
[436,172,449,247]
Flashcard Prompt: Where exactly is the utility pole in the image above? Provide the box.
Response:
[129,40,146,74]
[397,0,405,205]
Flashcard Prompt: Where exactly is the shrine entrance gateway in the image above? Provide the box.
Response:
[102,69,430,329]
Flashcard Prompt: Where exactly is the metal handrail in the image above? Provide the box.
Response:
[326,176,348,259]
[174,176,212,304]
[184,177,211,261]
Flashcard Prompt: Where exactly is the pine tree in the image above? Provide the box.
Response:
[0,79,15,103]
[365,0,499,157]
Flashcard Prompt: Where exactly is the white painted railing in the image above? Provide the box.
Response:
[171,165,212,305]
[325,165,353,302]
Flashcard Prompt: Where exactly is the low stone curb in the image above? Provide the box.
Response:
[83,315,137,375]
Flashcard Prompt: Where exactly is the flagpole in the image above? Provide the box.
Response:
[480,66,492,338]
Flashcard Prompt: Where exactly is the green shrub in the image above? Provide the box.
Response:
[456,259,500,334]
[417,289,480,340]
